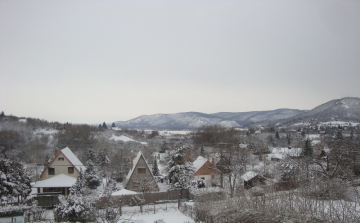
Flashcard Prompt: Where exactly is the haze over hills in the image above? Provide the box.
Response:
[280,97,360,126]
[114,97,360,130]
[114,109,308,130]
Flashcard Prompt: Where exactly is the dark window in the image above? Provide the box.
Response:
[68,167,74,173]
[48,167,55,175]
[138,168,146,173]
[58,157,64,161]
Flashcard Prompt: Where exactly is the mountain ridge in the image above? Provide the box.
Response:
[114,109,307,130]
[115,97,360,130]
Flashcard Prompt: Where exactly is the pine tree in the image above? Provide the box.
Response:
[167,145,194,187]
[0,111,4,118]
[44,155,50,169]
[275,131,280,139]
[87,149,96,163]
[84,161,101,190]
[70,169,85,195]
[302,138,313,158]
[0,159,31,202]
[111,122,115,127]
[200,146,205,157]
[102,122,108,129]
[152,156,160,176]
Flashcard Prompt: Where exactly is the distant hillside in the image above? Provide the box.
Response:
[212,109,306,126]
[114,109,307,130]
[281,97,360,125]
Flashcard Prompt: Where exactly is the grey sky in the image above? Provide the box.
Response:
[1,0,359,124]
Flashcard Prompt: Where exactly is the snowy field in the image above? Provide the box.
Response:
[110,134,148,145]
[120,206,194,223]
[8,207,194,223]
[158,130,192,136]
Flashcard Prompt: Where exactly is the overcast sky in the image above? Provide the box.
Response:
[1,0,359,124]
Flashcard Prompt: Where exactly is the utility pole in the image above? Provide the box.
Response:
[220,142,224,188]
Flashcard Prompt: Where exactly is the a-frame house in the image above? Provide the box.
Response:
[123,151,159,193]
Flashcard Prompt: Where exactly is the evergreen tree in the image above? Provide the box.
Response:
[44,154,51,169]
[0,159,31,202]
[111,122,115,127]
[286,134,291,146]
[302,138,313,158]
[350,131,354,140]
[335,130,343,141]
[102,122,107,129]
[87,149,96,163]
[0,111,4,118]
[301,130,306,138]
[200,146,205,157]
[275,131,280,139]
[152,156,160,176]
[84,161,101,190]
[167,145,194,188]
[70,169,85,195]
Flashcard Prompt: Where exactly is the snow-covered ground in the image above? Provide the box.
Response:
[110,134,147,145]
[121,206,194,223]
[158,130,192,136]
[15,205,194,223]
[267,147,302,160]
[33,128,58,135]
[318,121,360,127]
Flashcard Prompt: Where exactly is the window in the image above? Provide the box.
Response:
[58,157,64,161]
[68,167,74,174]
[138,168,146,173]
[48,168,55,175]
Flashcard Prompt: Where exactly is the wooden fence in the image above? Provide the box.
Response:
[109,188,189,206]
[33,195,60,209]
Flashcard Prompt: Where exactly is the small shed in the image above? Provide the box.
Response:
[241,171,267,189]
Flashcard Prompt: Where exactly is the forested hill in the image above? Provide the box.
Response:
[114,109,307,130]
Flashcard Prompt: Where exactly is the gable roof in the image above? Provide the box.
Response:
[40,147,85,178]
[32,174,77,188]
[123,151,155,189]
[193,156,208,173]
[241,171,258,181]
[61,147,86,172]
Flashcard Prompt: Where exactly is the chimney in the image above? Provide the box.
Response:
[54,149,59,157]
[130,150,134,170]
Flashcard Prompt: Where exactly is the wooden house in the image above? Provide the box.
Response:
[192,156,219,187]
[33,147,85,195]
[123,151,159,193]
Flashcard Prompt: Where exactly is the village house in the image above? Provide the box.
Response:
[123,151,159,193]
[241,171,267,189]
[192,156,219,187]
[32,147,85,195]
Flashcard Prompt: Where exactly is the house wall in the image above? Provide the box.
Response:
[193,174,213,187]
[41,153,80,179]
[193,160,217,187]
[126,156,158,192]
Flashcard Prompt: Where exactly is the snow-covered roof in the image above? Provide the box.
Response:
[111,189,138,196]
[61,147,86,172]
[193,156,208,173]
[32,174,77,188]
[271,147,302,158]
[123,151,154,189]
[241,171,258,181]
